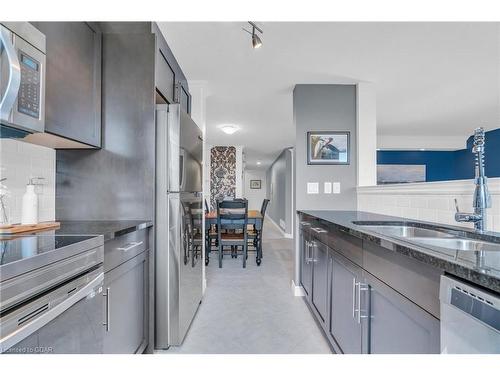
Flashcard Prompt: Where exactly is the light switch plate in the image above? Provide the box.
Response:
[333,182,341,194]
[324,182,332,194]
[307,182,319,194]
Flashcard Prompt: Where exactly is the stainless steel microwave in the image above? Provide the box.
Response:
[0,22,45,133]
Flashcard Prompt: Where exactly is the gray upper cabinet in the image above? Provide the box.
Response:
[152,23,191,115]
[31,22,102,147]
[156,49,175,103]
[330,252,364,354]
[311,239,329,325]
[364,271,440,354]
[179,82,191,114]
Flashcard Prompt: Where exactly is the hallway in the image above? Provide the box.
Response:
[167,220,332,354]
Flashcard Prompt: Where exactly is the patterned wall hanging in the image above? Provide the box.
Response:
[210,146,236,209]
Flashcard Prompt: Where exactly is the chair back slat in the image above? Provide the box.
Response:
[217,199,248,229]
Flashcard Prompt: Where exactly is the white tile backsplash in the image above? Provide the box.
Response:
[0,139,55,224]
[357,178,500,232]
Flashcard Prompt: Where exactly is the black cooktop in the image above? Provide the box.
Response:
[0,234,95,266]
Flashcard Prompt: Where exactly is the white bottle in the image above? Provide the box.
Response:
[21,180,38,225]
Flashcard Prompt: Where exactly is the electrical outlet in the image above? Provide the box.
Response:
[324,182,332,194]
[307,182,319,194]
[333,182,341,194]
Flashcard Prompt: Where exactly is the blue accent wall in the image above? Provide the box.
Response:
[377,128,500,182]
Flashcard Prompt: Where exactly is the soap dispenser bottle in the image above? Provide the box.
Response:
[21,177,43,225]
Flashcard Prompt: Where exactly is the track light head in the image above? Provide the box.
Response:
[252,32,262,49]
[243,22,263,49]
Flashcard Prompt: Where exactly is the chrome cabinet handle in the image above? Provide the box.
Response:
[300,221,312,226]
[356,282,369,324]
[0,26,21,121]
[352,278,357,319]
[103,287,110,332]
[311,227,327,234]
[305,241,313,264]
[117,241,143,252]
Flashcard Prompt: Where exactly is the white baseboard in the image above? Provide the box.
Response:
[267,216,293,239]
[291,279,305,297]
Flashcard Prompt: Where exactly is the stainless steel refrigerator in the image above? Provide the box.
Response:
[155,104,203,348]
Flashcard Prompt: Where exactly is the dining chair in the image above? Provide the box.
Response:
[216,199,249,268]
[247,198,270,265]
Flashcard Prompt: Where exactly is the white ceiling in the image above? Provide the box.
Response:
[159,22,500,169]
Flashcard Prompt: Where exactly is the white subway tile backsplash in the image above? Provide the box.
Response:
[358,178,500,232]
[0,139,55,224]
[410,197,427,209]
[396,196,410,208]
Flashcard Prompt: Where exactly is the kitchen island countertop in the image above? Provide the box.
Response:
[298,210,500,293]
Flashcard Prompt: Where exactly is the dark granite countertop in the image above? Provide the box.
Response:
[298,210,500,293]
[55,220,153,242]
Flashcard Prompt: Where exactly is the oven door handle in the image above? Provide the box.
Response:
[0,25,21,121]
[0,272,104,353]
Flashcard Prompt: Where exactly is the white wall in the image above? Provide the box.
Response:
[0,139,56,224]
[235,146,244,198]
[356,83,377,186]
[243,169,267,211]
[357,178,500,232]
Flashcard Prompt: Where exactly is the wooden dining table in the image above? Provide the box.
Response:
[204,210,263,230]
[204,210,265,266]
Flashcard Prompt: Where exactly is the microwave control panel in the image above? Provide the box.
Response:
[17,52,41,119]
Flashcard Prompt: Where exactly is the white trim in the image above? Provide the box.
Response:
[267,216,293,238]
[291,279,305,297]
[357,177,500,196]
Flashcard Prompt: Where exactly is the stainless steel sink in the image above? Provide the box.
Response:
[359,225,453,239]
[408,237,500,252]
[353,221,500,254]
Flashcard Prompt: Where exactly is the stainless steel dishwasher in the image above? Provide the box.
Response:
[440,275,500,353]
[0,234,104,354]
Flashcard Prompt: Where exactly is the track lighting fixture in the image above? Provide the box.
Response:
[243,22,263,49]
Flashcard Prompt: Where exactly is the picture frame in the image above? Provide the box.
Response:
[250,180,262,189]
[307,131,350,165]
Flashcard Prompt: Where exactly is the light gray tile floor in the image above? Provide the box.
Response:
[163,220,332,354]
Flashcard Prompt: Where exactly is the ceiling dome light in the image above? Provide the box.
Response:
[256,161,262,165]
[220,124,239,135]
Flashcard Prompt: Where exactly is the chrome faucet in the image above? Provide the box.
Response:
[454,127,491,232]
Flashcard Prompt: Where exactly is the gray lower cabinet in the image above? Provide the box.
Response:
[364,271,440,354]
[104,250,148,354]
[300,224,313,297]
[30,22,102,147]
[330,252,364,353]
[298,216,441,354]
[311,239,329,325]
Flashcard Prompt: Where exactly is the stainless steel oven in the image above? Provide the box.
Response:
[1,268,104,354]
[0,22,45,133]
[0,234,104,354]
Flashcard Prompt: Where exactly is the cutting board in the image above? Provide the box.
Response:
[0,222,61,234]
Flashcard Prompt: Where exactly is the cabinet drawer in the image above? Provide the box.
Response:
[104,250,148,354]
[326,229,363,267]
[104,229,148,273]
[363,241,442,318]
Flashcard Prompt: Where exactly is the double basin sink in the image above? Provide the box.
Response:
[352,221,500,253]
